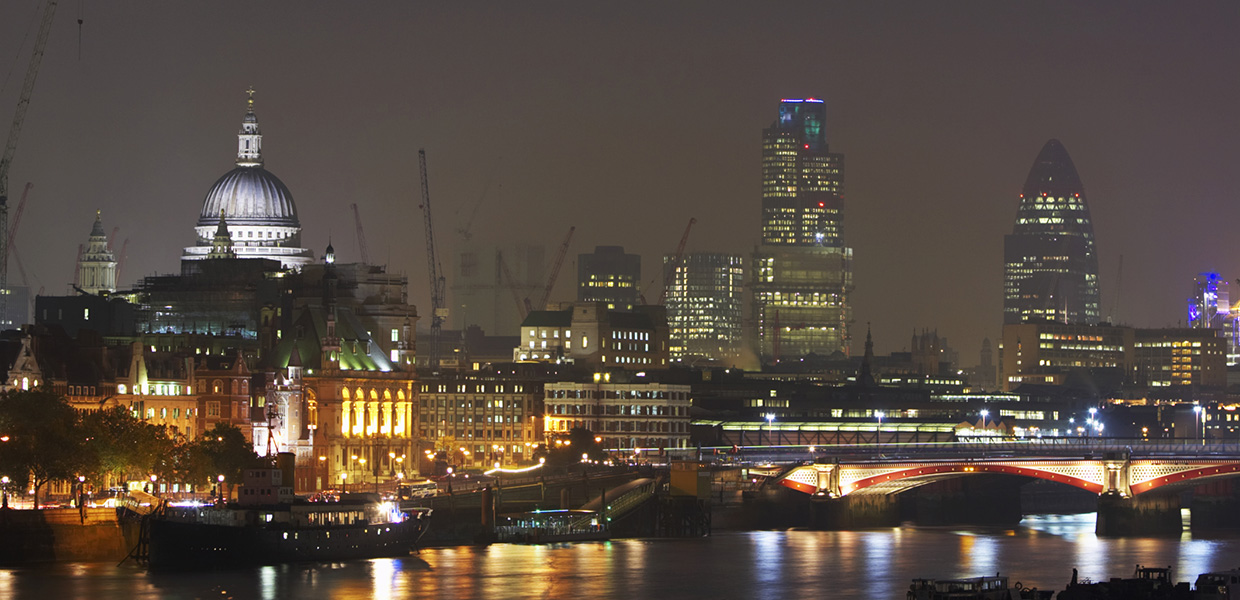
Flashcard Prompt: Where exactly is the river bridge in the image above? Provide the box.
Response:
[714,439,1240,499]
[689,438,1240,534]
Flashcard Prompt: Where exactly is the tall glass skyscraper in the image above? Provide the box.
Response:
[1003,139,1100,325]
[753,99,853,363]
[665,252,743,364]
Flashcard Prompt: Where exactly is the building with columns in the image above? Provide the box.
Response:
[77,211,117,295]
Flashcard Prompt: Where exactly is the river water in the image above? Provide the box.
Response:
[3,513,1240,599]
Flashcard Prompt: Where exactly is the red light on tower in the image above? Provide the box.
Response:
[818,202,825,208]
[804,144,809,149]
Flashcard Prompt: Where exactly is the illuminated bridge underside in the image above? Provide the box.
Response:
[777,460,1240,498]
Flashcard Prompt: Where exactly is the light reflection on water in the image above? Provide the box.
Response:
[4,515,1240,599]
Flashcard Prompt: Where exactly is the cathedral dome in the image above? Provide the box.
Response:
[183,89,314,270]
[196,166,299,229]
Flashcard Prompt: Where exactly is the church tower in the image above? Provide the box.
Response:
[207,210,236,259]
[77,211,117,294]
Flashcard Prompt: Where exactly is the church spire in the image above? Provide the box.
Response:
[237,87,263,167]
[858,322,875,387]
[208,209,236,259]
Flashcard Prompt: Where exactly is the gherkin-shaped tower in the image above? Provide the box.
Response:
[1003,139,1101,324]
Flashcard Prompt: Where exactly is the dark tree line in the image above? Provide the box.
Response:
[0,389,260,508]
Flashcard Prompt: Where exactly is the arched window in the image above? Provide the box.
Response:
[213,380,223,394]
[342,388,350,400]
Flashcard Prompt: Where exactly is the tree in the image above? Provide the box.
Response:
[0,390,84,508]
[79,406,172,486]
[196,423,261,487]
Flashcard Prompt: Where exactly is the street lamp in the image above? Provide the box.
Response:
[339,472,348,492]
[765,413,775,446]
[149,474,158,497]
[1,475,9,509]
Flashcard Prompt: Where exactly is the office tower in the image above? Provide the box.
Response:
[578,246,640,310]
[752,98,852,362]
[1003,139,1100,325]
[1188,272,1240,365]
[664,252,743,363]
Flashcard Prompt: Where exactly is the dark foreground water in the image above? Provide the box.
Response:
[4,513,1240,599]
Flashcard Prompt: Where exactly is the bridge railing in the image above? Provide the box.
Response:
[697,438,1240,464]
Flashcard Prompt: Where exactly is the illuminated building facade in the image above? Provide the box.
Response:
[760,98,844,247]
[1003,139,1101,325]
[1131,328,1227,392]
[664,252,743,364]
[753,98,853,363]
[513,302,669,370]
[1000,322,1132,392]
[578,246,640,310]
[1187,272,1240,365]
[254,254,419,492]
[544,379,691,450]
[417,376,543,468]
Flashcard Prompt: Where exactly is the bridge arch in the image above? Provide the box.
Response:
[776,462,1107,498]
[840,464,1103,496]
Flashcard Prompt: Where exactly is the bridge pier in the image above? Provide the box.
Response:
[1095,493,1181,536]
[810,495,900,530]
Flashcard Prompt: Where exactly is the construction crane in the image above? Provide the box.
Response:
[418,149,447,371]
[115,238,129,288]
[0,0,59,322]
[496,251,527,319]
[5,182,32,257]
[350,203,370,264]
[5,183,35,318]
[456,159,500,243]
[658,217,696,305]
[530,225,575,312]
[108,226,119,250]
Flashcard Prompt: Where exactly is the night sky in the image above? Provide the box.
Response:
[1,1,1237,364]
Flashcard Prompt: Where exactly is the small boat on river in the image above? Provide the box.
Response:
[907,574,1053,600]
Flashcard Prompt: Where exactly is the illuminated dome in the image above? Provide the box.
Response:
[196,166,299,229]
[183,89,313,269]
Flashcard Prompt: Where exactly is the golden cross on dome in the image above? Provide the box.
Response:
[246,87,255,111]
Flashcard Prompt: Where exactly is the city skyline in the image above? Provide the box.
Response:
[1,2,1237,362]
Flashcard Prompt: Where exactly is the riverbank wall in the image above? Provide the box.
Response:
[0,508,136,564]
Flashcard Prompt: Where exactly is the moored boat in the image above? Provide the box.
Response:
[145,467,430,569]
[908,574,1017,600]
